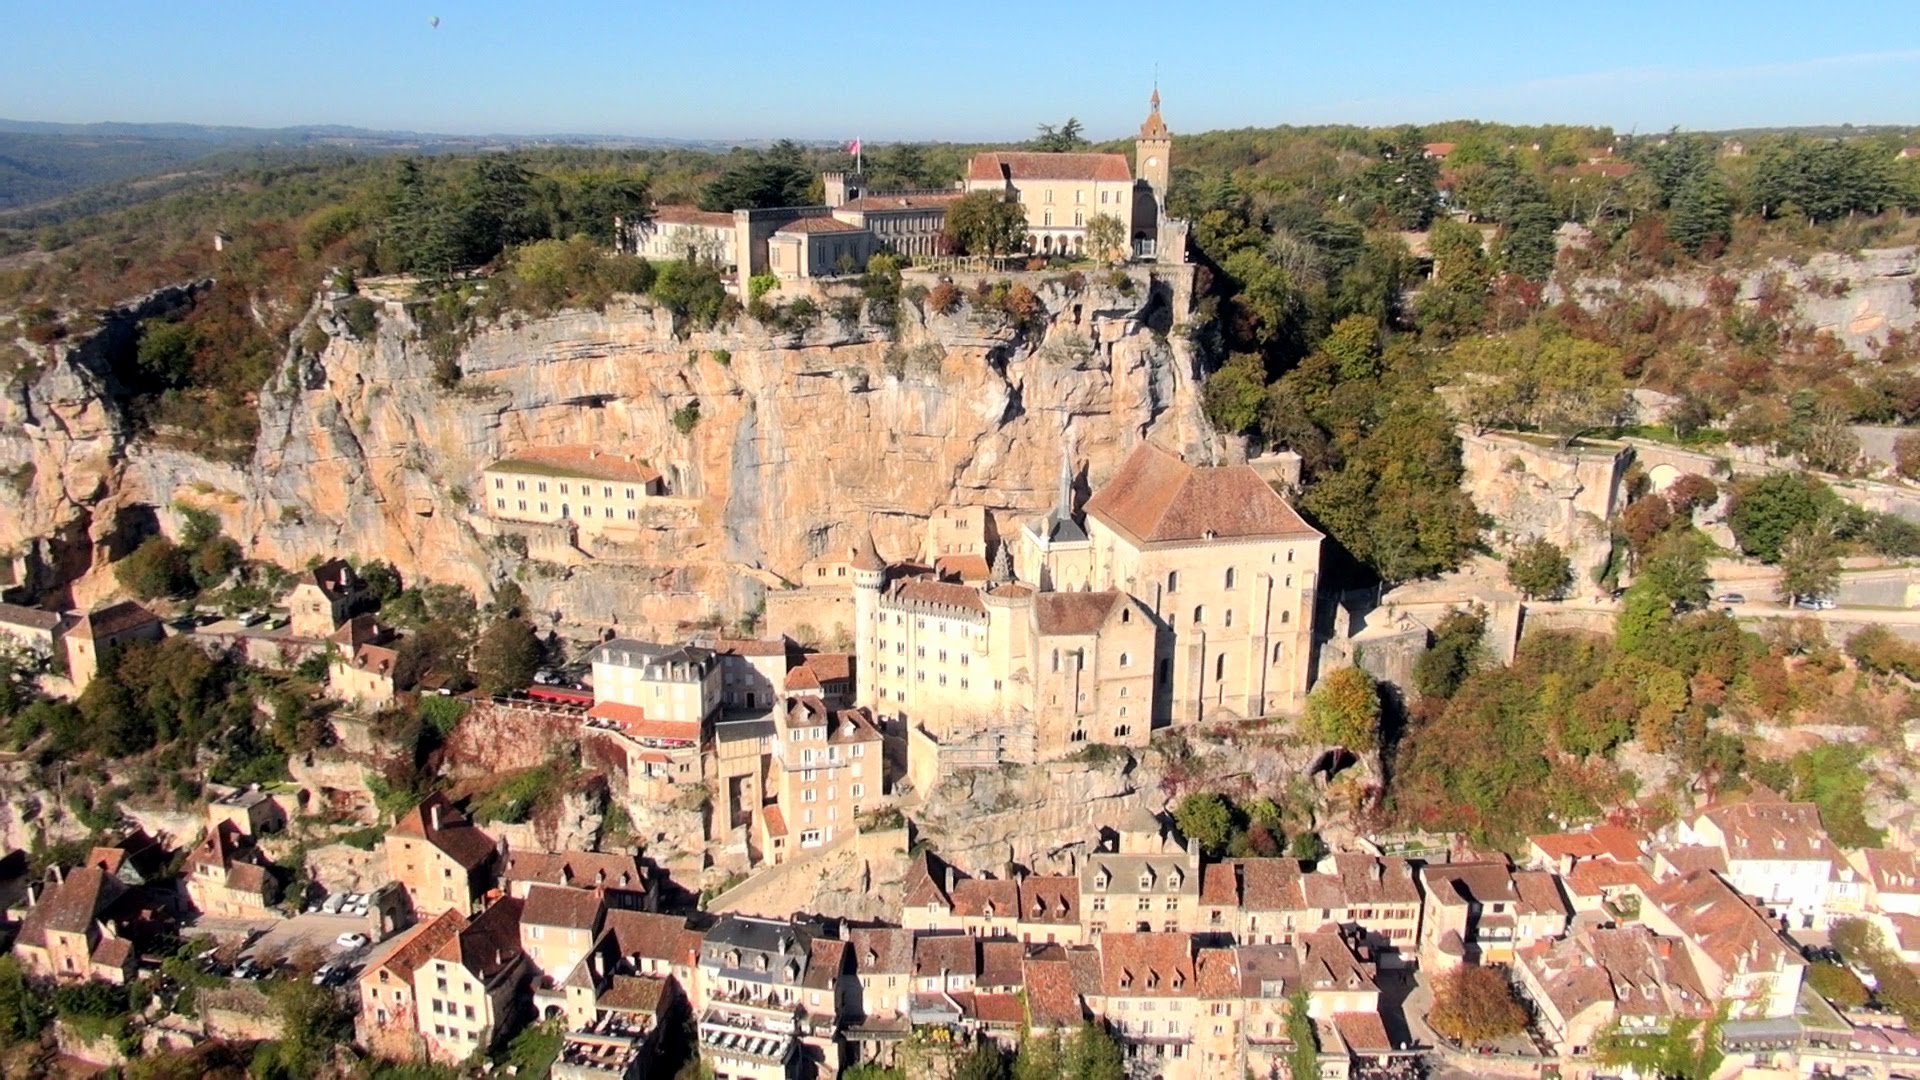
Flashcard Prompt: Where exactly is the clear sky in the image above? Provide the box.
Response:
[3,1,1916,141]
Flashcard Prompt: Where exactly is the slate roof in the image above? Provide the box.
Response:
[1083,442,1320,545]
[966,151,1133,183]
[437,896,526,981]
[775,216,866,235]
[0,603,60,631]
[502,849,646,891]
[586,639,715,671]
[888,577,987,615]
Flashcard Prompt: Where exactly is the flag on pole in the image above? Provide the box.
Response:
[846,138,861,157]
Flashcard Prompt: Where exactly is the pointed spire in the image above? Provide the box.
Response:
[990,543,1012,584]
[1054,438,1074,524]
[850,524,885,573]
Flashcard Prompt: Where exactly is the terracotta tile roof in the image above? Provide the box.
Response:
[600,973,668,1013]
[1297,927,1377,993]
[950,877,1019,919]
[1083,442,1320,545]
[16,866,122,947]
[1513,871,1570,917]
[88,848,127,876]
[90,936,134,970]
[651,205,735,229]
[1643,870,1802,978]
[1306,854,1420,908]
[486,446,662,485]
[966,151,1132,183]
[390,793,497,870]
[1656,844,1728,877]
[775,216,865,235]
[762,804,788,839]
[438,896,525,981]
[502,849,646,892]
[888,577,987,615]
[1032,591,1129,637]
[934,554,992,582]
[827,707,882,745]
[839,192,967,213]
[1195,947,1243,998]
[0,603,61,631]
[851,927,915,975]
[1864,849,1920,894]
[1423,142,1457,158]
[523,883,605,931]
[1023,952,1084,1027]
[1019,876,1079,925]
[979,940,1026,988]
[350,643,398,676]
[362,908,467,985]
[1200,862,1241,907]
[784,666,821,691]
[1565,859,1656,897]
[1065,946,1103,997]
[329,613,390,648]
[1333,1012,1394,1053]
[904,853,950,913]
[710,637,790,658]
[850,529,885,573]
[972,991,1025,1025]
[1703,800,1834,863]
[915,934,979,978]
[225,862,272,896]
[1419,861,1522,909]
[788,651,852,690]
[805,938,847,991]
[586,701,699,744]
[1098,932,1196,997]
[601,910,687,963]
[1241,859,1309,911]
[673,926,707,967]
[69,600,159,641]
[1530,825,1645,864]
[1517,924,1710,1024]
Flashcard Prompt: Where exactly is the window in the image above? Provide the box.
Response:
[1225,567,1236,589]
[1119,652,1131,667]
[1167,570,1178,593]
[1224,609,1234,628]
[1215,654,1226,680]
[1101,191,1109,204]
[495,498,505,509]
[1045,189,1053,203]
[518,500,527,511]
[1043,210,1053,227]
[492,477,503,489]
[1051,649,1060,673]
[516,479,526,491]
[627,508,637,520]
[626,487,636,499]
[1281,610,1291,624]
[538,481,548,493]
[559,482,569,495]
[539,502,548,514]
[1272,643,1284,664]
[1114,724,1132,738]
[1075,189,1084,204]
[603,485,613,498]
[1193,605,1205,625]
[1074,210,1084,227]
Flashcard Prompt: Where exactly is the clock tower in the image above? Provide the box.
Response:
[1135,87,1171,208]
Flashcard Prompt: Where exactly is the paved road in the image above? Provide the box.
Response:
[242,912,375,964]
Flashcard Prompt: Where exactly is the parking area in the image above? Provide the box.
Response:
[242,912,377,964]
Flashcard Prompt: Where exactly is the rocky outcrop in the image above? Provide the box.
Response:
[4,269,1208,636]
[1457,429,1626,576]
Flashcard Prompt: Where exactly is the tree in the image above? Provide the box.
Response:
[698,142,812,212]
[1416,218,1491,339]
[1897,431,1920,481]
[1427,964,1528,1043]
[1728,473,1842,563]
[134,319,202,388]
[1302,666,1381,752]
[1415,607,1488,700]
[1807,961,1870,1007]
[1507,538,1572,599]
[1451,324,1627,448]
[943,192,1029,257]
[1638,529,1711,611]
[1032,118,1088,153]
[873,143,940,190]
[1667,175,1733,255]
[953,1040,1009,1080]
[473,616,542,696]
[1084,213,1127,264]
[1172,792,1234,855]
[115,535,192,599]
[1777,521,1841,604]
[1060,1021,1125,1080]
[0,957,47,1048]
[1497,199,1559,281]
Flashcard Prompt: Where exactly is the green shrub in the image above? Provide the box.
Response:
[671,401,701,435]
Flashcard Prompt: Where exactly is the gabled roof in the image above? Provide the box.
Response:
[775,216,865,235]
[1083,442,1320,545]
[904,851,952,910]
[390,792,497,871]
[437,896,526,981]
[68,600,159,641]
[602,910,689,964]
[1517,924,1710,1024]
[950,877,1018,919]
[850,927,915,975]
[1098,932,1196,997]
[362,908,467,985]
[298,558,360,598]
[1644,870,1803,977]
[16,866,123,946]
[1032,591,1132,637]
[0,603,61,632]
[502,849,646,892]
[485,446,662,485]
[599,974,667,1014]
[914,934,978,978]
[966,151,1133,183]
[1702,799,1834,863]
[522,883,606,931]
[652,205,736,229]
[1019,876,1079,925]
[1022,951,1084,1027]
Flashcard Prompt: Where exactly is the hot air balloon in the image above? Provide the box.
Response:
[429,15,440,28]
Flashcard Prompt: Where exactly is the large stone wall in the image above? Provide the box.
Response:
[1457,430,1626,578]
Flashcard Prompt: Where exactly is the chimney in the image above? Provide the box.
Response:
[838,920,851,943]
[946,866,956,895]
[430,803,442,832]
[1372,861,1385,884]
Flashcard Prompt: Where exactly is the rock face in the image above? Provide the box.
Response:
[1551,245,1920,357]
[1457,429,1626,576]
[4,270,1208,635]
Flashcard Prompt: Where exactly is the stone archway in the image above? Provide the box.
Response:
[1647,463,1681,492]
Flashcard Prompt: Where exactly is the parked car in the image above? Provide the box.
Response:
[321,893,345,915]
[1715,592,1746,605]
[1794,595,1837,610]
[335,932,370,950]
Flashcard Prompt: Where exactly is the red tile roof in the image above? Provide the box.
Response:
[652,206,735,229]
[362,908,467,985]
[1032,591,1130,637]
[851,927,915,975]
[839,192,967,213]
[950,878,1019,919]
[438,896,525,981]
[487,446,663,485]
[1084,443,1321,545]
[889,577,987,615]
[1098,932,1196,997]
[0,603,61,631]
[586,701,699,744]
[602,910,688,964]
[763,805,788,839]
[390,793,497,871]
[1019,876,1079,925]
[1333,1012,1394,1053]
[915,934,978,977]
[966,151,1133,183]
[502,849,646,891]
[934,554,992,582]
[522,883,605,931]
[1022,952,1084,1027]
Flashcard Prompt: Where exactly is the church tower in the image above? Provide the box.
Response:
[1135,87,1171,208]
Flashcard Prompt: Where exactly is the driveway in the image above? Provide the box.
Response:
[242,912,377,965]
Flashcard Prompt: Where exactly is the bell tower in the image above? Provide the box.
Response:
[1135,87,1171,205]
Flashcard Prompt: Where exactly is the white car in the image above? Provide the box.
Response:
[335,932,370,950]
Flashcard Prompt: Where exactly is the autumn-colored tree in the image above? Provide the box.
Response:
[1428,964,1528,1044]
[1664,474,1719,513]
[1302,665,1381,752]
[1506,538,1572,599]
[1896,431,1920,481]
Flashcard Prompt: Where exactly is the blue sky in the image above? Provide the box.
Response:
[3,1,1916,140]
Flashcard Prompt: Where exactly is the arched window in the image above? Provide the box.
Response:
[1119,685,1130,698]
[1272,643,1284,664]
[1215,654,1226,680]
[1224,609,1234,628]
[1119,652,1132,668]
[1158,658,1171,685]
[1121,608,1131,624]
[1281,610,1292,624]
[1166,571,1178,593]
[1193,606,1205,625]
[1051,649,1060,673]
[1224,567,1236,589]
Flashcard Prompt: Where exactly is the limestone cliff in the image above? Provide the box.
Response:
[4,270,1209,633]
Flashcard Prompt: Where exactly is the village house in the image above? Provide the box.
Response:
[1088,931,1202,1078]
[1514,923,1714,1059]
[327,614,405,710]
[705,636,791,712]
[1636,869,1806,1020]
[207,784,290,837]
[385,792,499,917]
[1306,853,1425,966]
[847,926,916,1023]
[182,822,281,919]
[0,602,63,660]
[1417,861,1568,970]
[697,914,833,1080]
[1081,809,1205,937]
[64,599,163,692]
[482,447,668,542]
[11,866,142,984]
[357,909,467,1061]
[286,557,368,638]
[1675,794,1845,929]
[415,897,531,1064]
[498,848,653,905]
[762,700,883,860]
[521,884,614,986]
[1856,848,1920,915]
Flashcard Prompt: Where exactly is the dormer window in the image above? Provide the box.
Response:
[1119,969,1133,989]
[1095,871,1110,892]
[1147,970,1160,989]
[1139,871,1154,890]
[1168,869,1183,890]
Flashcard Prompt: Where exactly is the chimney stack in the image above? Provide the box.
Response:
[430,803,442,832]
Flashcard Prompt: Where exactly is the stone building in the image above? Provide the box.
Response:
[64,599,163,692]
[287,558,368,639]
[587,639,721,726]
[357,908,467,1061]
[327,615,404,711]
[12,866,141,984]
[415,897,530,1064]
[385,792,499,917]
[0,602,62,660]
[482,447,667,541]
[620,206,735,267]
[182,822,281,919]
